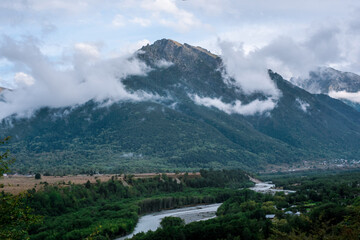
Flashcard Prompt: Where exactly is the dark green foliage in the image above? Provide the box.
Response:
[160,217,184,229]
[0,136,14,175]
[131,171,360,240]
[0,137,42,240]
[183,169,253,188]
[35,173,41,179]
[24,169,251,239]
[0,192,42,240]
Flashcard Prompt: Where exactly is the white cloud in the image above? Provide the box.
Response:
[191,94,277,116]
[154,59,173,68]
[74,43,100,58]
[14,72,35,86]
[112,39,151,56]
[296,98,310,112]
[112,14,125,27]
[329,90,360,103]
[258,26,342,79]
[215,22,346,91]
[219,40,280,97]
[30,0,89,12]
[141,0,178,15]
[130,17,151,27]
[141,0,203,32]
[0,36,160,119]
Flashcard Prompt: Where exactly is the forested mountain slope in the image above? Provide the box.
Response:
[1,39,360,174]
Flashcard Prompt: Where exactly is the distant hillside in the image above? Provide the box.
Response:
[292,67,360,93]
[291,67,360,111]
[1,39,360,174]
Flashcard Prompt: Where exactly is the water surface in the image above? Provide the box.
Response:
[250,181,296,195]
[116,203,221,240]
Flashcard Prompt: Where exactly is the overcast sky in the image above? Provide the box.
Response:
[1,0,360,87]
[1,0,360,118]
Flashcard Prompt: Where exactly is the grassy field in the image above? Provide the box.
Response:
[0,172,200,195]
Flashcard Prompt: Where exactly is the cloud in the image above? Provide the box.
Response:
[112,39,151,56]
[217,22,345,91]
[208,29,343,114]
[112,13,151,29]
[0,36,160,119]
[329,90,360,103]
[130,17,151,27]
[14,72,35,86]
[218,40,280,97]
[140,0,203,32]
[258,26,342,79]
[191,94,277,116]
[74,43,100,58]
[112,14,125,27]
[41,22,57,35]
[154,59,173,68]
[296,98,310,112]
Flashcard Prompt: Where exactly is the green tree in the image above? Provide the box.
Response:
[35,173,41,180]
[0,137,14,176]
[0,136,42,240]
[160,216,185,229]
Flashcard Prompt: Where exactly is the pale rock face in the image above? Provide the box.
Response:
[291,67,360,109]
[292,67,360,94]
[138,39,221,72]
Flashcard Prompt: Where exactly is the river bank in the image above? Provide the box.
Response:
[115,175,295,239]
[116,203,221,240]
[249,177,296,195]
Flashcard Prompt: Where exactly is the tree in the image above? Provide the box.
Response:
[160,216,185,229]
[0,193,42,240]
[85,180,91,189]
[0,136,14,176]
[35,173,41,180]
[0,137,42,240]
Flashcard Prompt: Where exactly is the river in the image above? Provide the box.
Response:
[115,203,221,240]
[115,179,294,239]
[249,180,296,195]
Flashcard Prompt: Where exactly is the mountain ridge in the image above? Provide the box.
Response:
[291,67,360,111]
[1,39,360,174]
[292,67,360,94]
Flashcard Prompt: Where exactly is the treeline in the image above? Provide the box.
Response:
[265,170,360,204]
[131,189,272,240]
[16,169,251,239]
[138,188,233,214]
[129,171,360,240]
[183,169,252,188]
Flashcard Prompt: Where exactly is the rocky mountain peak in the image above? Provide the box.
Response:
[139,39,220,70]
[292,67,360,94]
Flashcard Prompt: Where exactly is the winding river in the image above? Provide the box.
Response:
[115,203,221,240]
[115,179,295,239]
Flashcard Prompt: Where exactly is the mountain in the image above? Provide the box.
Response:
[292,67,360,94]
[0,86,8,93]
[1,39,360,174]
[0,87,9,102]
[291,67,360,111]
